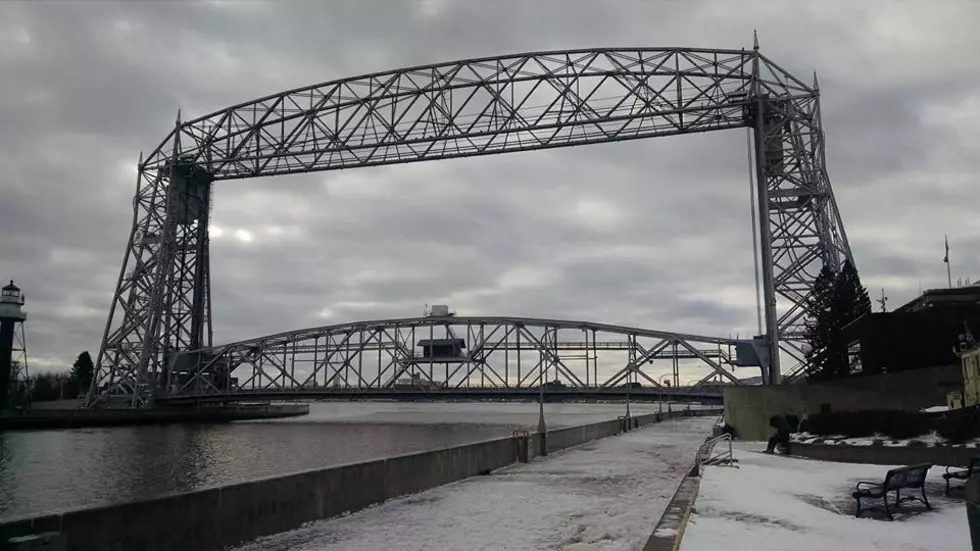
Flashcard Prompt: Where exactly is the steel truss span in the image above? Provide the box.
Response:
[163,316,743,400]
[89,44,851,407]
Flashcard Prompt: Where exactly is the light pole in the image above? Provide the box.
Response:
[537,353,547,456]
[625,366,632,425]
[657,377,664,413]
[659,375,672,416]
[625,335,636,429]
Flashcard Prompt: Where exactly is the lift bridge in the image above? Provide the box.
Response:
[86,40,852,408]
[156,314,764,406]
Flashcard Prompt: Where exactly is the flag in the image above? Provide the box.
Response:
[944,235,949,264]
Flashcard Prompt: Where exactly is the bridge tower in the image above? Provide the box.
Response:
[0,281,28,409]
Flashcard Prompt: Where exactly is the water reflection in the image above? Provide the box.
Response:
[0,401,665,519]
[0,417,513,519]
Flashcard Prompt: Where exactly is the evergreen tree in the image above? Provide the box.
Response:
[71,351,95,396]
[804,265,837,380]
[805,260,872,380]
[835,260,872,327]
[831,260,872,377]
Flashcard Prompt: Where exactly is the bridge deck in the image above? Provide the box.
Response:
[157,387,723,406]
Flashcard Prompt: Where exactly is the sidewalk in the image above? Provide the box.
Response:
[680,444,970,551]
[236,416,716,551]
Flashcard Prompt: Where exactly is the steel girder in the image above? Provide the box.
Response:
[89,44,851,407]
[162,316,742,398]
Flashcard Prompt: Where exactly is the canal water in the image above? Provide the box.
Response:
[0,401,664,520]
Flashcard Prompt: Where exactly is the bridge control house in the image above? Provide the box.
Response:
[417,338,466,361]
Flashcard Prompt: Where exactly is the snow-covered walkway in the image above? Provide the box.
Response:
[236,416,716,551]
[681,444,970,551]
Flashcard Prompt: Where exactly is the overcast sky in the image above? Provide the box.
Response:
[1,0,978,382]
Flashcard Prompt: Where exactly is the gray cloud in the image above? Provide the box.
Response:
[1,0,978,384]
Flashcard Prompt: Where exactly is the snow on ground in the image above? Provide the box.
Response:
[791,431,980,448]
[255,401,712,429]
[681,444,970,551]
[235,416,716,551]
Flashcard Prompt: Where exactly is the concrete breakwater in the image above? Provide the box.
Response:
[1,407,720,551]
[0,403,310,431]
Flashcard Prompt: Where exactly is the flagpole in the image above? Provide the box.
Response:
[945,234,952,288]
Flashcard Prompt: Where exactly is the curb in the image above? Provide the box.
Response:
[642,473,701,551]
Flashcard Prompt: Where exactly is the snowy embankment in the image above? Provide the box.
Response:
[235,416,716,551]
[791,431,980,448]
[681,445,969,551]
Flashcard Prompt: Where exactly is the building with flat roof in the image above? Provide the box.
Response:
[844,285,980,376]
[894,285,980,312]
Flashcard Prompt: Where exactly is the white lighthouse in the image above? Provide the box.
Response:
[1,281,28,409]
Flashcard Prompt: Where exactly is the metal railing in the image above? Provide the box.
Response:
[692,433,737,476]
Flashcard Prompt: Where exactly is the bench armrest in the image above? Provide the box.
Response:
[855,480,882,491]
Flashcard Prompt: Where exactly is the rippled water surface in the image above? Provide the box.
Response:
[0,401,671,519]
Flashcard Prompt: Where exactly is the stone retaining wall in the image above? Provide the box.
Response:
[792,442,979,467]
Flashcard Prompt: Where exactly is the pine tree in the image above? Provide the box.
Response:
[830,260,871,377]
[71,351,95,396]
[835,260,872,326]
[804,265,837,380]
[806,260,872,380]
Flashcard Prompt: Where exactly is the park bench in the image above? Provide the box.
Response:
[942,456,980,495]
[852,463,932,520]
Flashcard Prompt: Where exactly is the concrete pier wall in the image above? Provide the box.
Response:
[791,442,978,468]
[1,407,720,551]
[0,403,310,431]
[723,366,962,442]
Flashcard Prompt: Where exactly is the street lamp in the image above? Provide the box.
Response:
[659,375,672,415]
[537,355,547,456]
[625,365,632,426]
